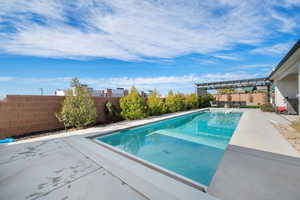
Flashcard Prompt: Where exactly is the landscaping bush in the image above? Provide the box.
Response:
[105,101,122,122]
[185,93,199,110]
[260,103,275,112]
[120,87,149,120]
[147,89,168,115]
[165,90,186,112]
[56,78,97,129]
[174,93,186,111]
[240,105,260,109]
[198,94,214,108]
[119,87,214,120]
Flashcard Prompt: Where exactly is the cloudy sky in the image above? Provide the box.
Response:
[0,0,299,96]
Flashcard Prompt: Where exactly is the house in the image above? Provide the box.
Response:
[55,87,129,97]
[104,88,128,97]
[54,89,66,96]
[268,39,300,115]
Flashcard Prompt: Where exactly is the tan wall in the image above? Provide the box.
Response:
[213,93,267,105]
[0,95,120,139]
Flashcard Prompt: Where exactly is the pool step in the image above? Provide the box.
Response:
[152,130,228,150]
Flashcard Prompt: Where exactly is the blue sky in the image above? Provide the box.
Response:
[0,0,300,97]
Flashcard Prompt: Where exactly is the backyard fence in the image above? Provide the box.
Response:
[0,95,120,139]
[213,92,267,107]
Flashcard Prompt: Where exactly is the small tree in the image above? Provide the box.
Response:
[105,101,122,122]
[70,77,80,88]
[120,86,149,120]
[56,78,97,129]
[175,93,186,111]
[165,90,185,112]
[165,90,175,112]
[198,94,214,108]
[147,89,167,115]
[185,93,198,109]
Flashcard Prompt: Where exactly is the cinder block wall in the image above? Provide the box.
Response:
[0,95,120,139]
[213,93,267,105]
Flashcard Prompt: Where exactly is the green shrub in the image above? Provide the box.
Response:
[120,87,149,120]
[165,90,186,112]
[198,96,204,108]
[198,94,214,108]
[147,89,168,115]
[105,101,122,122]
[240,105,260,109]
[260,103,275,112]
[185,93,198,109]
[56,78,97,129]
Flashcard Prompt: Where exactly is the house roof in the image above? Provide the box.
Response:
[268,39,300,80]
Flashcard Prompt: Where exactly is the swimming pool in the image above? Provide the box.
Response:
[96,111,242,187]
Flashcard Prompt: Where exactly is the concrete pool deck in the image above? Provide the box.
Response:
[208,109,300,200]
[0,108,300,200]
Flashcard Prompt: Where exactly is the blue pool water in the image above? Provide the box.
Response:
[96,111,242,186]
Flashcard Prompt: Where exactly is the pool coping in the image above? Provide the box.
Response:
[84,108,209,139]
[81,108,243,195]
[67,108,254,200]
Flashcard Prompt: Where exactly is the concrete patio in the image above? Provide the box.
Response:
[1,109,300,200]
[0,138,148,200]
[208,109,300,200]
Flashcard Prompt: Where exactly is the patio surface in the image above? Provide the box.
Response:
[1,109,300,200]
[208,109,300,200]
[0,138,148,200]
[229,109,298,156]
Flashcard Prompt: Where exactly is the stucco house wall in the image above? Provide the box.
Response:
[274,74,298,107]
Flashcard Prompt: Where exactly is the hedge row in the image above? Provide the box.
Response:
[56,79,214,128]
[119,87,213,120]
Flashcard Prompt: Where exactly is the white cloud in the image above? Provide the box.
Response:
[271,11,298,33]
[212,54,240,61]
[251,42,293,55]
[233,64,273,69]
[199,72,258,81]
[282,0,300,7]
[0,0,298,61]
[197,59,218,65]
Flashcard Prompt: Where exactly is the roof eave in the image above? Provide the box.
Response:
[268,39,300,80]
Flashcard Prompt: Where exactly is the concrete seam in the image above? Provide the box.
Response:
[62,138,151,200]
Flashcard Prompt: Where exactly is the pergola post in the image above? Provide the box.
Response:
[267,84,271,104]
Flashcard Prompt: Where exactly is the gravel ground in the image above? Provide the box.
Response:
[273,123,300,155]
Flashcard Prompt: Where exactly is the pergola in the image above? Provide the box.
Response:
[195,78,271,96]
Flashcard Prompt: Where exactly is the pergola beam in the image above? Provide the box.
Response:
[195,77,270,90]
